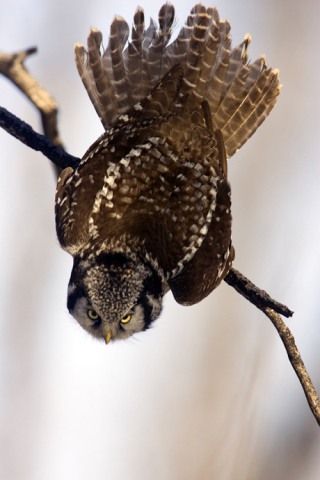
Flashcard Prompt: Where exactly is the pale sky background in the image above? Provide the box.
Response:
[1,0,320,479]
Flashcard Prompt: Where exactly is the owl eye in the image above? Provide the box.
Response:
[87,308,100,321]
[120,313,132,324]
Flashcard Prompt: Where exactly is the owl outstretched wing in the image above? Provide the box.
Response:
[75,4,280,158]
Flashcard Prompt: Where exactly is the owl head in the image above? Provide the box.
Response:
[67,252,165,342]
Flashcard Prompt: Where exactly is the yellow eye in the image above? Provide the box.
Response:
[120,314,132,324]
[87,309,100,321]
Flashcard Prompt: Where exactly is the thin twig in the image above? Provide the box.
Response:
[225,267,320,426]
[265,307,320,426]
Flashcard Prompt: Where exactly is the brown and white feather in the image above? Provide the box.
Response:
[56,4,280,341]
[75,3,279,157]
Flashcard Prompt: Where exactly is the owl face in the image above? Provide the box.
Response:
[66,253,165,342]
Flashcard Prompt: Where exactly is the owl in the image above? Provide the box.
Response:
[55,3,280,343]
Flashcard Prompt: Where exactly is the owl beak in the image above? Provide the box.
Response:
[105,330,112,344]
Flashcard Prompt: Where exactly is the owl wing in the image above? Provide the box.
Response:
[75,4,280,158]
[55,167,75,250]
[56,64,231,294]
[55,65,182,254]
[86,94,229,283]
[87,129,225,279]
[168,178,234,305]
[55,145,125,254]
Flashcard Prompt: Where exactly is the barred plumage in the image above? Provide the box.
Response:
[56,3,280,343]
[74,4,279,156]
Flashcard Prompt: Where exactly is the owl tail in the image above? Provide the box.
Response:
[75,3,280,158]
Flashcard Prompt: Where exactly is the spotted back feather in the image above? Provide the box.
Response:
[74,3,280,158]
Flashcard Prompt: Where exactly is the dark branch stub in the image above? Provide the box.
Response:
[224,268,294,318]
[0,106,80,169]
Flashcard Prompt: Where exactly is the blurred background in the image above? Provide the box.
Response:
[1,0,319,478]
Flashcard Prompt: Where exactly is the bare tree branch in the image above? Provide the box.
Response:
[0,47,62,146]
[0,47,78,176]
[265,307,320,426]
[224,268,293,318]
[1,45,320,426]
[0,106,79,169]
[225,268,320,425]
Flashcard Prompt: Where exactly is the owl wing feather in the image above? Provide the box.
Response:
[55,153,113,253]
[75,4,280,158]
[168,177,233,305]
